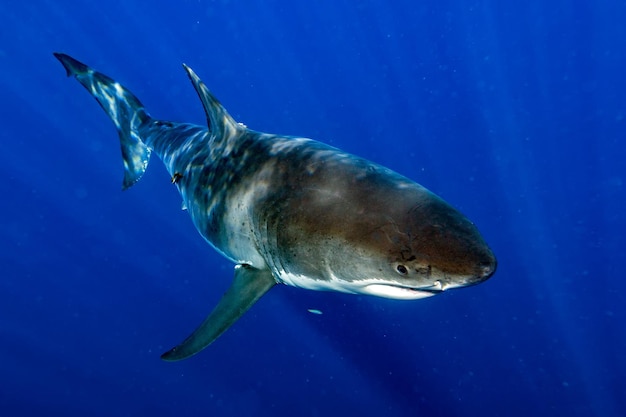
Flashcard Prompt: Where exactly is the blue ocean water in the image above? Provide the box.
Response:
[1,0,624,416]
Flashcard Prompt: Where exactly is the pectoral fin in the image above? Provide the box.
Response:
[161,264,276,361]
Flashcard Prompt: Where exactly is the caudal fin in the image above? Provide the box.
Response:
[54,53,152,189]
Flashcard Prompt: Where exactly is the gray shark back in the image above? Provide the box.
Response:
[55,53,496,361]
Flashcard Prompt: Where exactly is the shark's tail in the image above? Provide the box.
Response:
[54,53,152,189]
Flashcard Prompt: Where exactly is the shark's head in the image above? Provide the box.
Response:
[260,150,497,301]
[349,190,497,300]
[274,180,497,300]
[290,179,497,300]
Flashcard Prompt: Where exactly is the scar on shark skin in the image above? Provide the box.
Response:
[171,172,183,184]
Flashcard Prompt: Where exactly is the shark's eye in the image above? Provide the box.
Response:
[396,264,408,275]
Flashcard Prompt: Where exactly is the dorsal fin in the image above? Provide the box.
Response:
[182,64,242,139]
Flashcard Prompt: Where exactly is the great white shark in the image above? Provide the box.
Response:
[54,53,496,361]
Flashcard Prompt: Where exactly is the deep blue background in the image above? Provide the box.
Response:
[1,1,624,416]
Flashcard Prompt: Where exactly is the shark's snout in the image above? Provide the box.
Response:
[467,250,497,286]
[480,256,497,279]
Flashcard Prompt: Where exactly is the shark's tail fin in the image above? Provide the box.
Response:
[54,53,152,189]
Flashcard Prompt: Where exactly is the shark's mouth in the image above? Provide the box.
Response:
[362,281,445,300]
